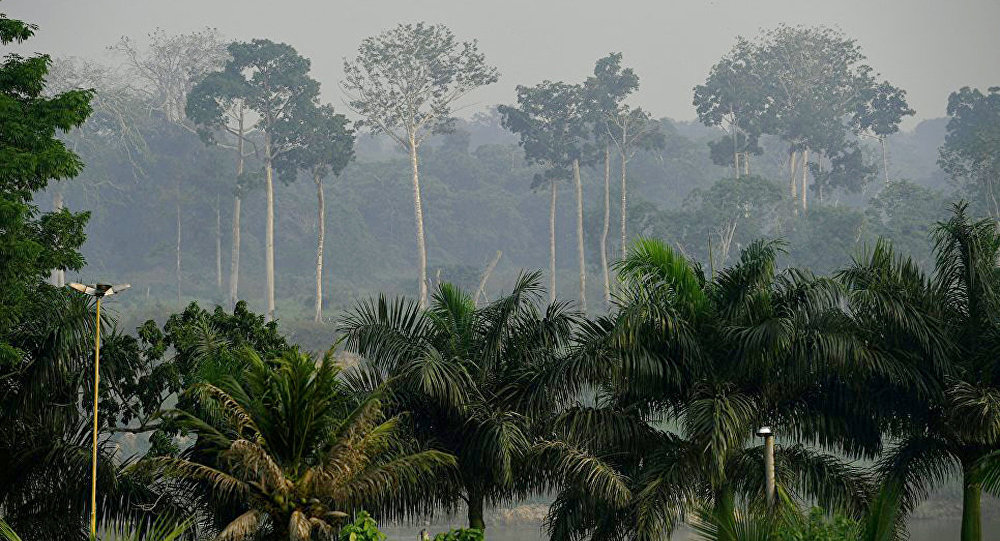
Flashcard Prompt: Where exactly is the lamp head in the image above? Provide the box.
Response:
[68,283,130,297]
[755,426,773,437]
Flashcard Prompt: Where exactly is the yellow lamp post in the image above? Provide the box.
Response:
[68,282,130,539]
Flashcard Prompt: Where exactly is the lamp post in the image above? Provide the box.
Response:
[68,282,130,539]
[756,426,775,507]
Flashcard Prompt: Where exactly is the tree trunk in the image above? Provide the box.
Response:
[50,190,65,287]
[880,136,890,184]
[215,193,222,292]
[600,145,611,307]
[744,151,750,176]
[801,147,809,213]
[231,192,241,309]
[314,172,325,323]
[408,134,429,308]
[176,185,182,306]
[230,121,244,310]
[475,250,502,307]
[573,158,587,312]
[549,180,557,304]
[961,464,982,541]
[265,135,276,322]
[467,489,486,531]
[620,150,628,258]
[789,150,799,201]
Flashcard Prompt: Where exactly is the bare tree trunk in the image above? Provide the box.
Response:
[475,250,502,307]
[744,152,750,176]
[600,145,611,307]
[549,180,557,304]
[801,147,809,213]
[314,172,325,323]
[229,118,245,309]
[408,134,429,308]
[176,184,182,306]
[620,150,629,257]
[265,136,276,322]
[215,193,222,292]
[50,189,65,287]
[789,150,799,201]
[573,158,587,312]
[880,137,890,184]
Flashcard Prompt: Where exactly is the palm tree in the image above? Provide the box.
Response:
[339,272,581,530]
[838,203,1000,541]
[0,516,190,541]
[143,349,454,540]
[543,239,878,540]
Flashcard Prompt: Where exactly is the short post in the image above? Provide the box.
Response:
[756,426,775,507]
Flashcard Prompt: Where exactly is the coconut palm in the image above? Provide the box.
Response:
[340,272,582,530]
[543,238,880,540]
[839,203,1000,541]
[143,349,454,540]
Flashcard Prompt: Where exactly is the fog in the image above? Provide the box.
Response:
[10,0,1000,126]
[4,1,1000,539]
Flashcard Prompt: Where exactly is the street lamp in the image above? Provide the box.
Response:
[756,426,775,507]
[68,282,130,538]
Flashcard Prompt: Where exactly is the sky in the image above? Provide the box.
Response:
[6,0,1000,129]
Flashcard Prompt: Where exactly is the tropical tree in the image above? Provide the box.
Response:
[543,239,879,540]
[201,39,320,321]
[187,64,259,308]
[343,22,500,308]
[839,203,1000,541]
[143,349,454,540]
[938,86,1000,218]
[274,103,355,322]
[340,272,581,530]
[499,83,588,305]
[584,53,639,306]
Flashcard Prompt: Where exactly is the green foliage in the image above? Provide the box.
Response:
[774,508,859,541]
[432,527,485,541]
[341,272,580,528]
[939,86,1000,217]
[143,349,455,538]
[338,512,386,541]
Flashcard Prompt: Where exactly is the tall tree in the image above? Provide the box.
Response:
[499,82,588,305]
[187,69,259,309]
[111,28,228,300]
[584,53,639,307]
[214,39,320,321]
[853,81,915,184]
[343,22,499,308]
[839,204,1000,541]
[604,107,663,260]
[693,37,767,178]
[274,103,355,322]
[939,86,1000,218]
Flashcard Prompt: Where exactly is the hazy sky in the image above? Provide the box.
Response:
[7,0,1000,128]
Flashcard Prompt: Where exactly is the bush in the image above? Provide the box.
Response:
[339,512,386,541]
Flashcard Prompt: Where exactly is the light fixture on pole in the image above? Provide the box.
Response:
[755,426,775,507]
[68,282,130,538]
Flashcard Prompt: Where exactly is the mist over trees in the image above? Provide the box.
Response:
[5,6,1000,539]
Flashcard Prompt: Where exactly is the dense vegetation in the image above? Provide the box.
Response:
[2,6,1000,541]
